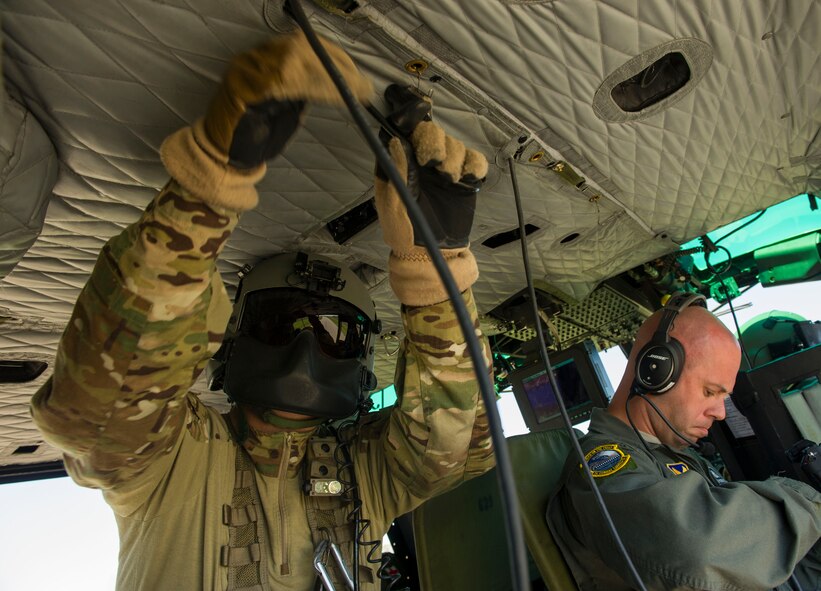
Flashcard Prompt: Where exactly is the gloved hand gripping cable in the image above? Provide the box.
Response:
[374,84,488,307]
[287,2,531,590]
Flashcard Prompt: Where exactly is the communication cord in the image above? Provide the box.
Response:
[507,158,649,591]
[288,2,530,589]
[702,241,753,368]
[634,391,696,449]
[624,395,657,458]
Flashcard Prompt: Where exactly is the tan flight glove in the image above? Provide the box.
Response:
[161,30,372,212]
[374,86,488,307]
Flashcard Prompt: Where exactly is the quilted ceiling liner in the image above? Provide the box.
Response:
[0,0,818,470]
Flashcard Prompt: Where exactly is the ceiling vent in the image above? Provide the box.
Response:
[593,38,713,123]
[481,224,540,249]
[0,360,48,383]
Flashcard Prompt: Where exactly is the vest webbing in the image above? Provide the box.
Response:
[224,446,271,591]
[225,441,376,590]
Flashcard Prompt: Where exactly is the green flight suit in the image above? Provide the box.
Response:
[548,408,821,591]
[30,180,494,590]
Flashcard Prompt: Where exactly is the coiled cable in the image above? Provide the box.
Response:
[333,417,399,589]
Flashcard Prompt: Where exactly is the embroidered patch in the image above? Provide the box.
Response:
[666,462,690,475]
[583,444,631,478]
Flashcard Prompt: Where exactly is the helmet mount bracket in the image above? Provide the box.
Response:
[294,252,346,295]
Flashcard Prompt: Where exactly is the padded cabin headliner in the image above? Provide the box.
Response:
[0,0,818,470]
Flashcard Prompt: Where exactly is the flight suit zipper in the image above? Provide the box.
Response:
[278,432,292,575]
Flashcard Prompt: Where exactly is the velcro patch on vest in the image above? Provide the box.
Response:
[583,444,632,478]
[666,462,690,475]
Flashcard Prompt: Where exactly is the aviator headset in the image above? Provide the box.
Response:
[632,292,708,395]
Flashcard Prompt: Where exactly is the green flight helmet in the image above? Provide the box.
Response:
[208,252,380,419]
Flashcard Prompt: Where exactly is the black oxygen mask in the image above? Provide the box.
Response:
[225,330,373,419]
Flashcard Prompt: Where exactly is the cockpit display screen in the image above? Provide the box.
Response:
[520,359,590,424]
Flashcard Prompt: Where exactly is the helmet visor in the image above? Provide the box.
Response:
[238,288,371,360]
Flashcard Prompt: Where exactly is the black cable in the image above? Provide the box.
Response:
[625,395,656,458]
[706,245,734,278]
[714,209,766,245]
[635,392,697,449]
[333,419,365,590]
[507,158,649,591]
[287,4,530,590]
[718,280,752,368]
[335,416,401,589]
[703,245,754,369]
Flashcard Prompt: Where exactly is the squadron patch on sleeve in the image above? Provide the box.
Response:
[666,462,690,475]
[583,444,632,478]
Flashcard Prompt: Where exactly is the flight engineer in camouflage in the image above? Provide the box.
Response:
[31,31,494,590]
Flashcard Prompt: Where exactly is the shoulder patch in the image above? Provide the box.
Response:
[583,444,632,478]
[666,462,690,475]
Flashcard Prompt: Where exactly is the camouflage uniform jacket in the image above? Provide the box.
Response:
[548,408,821,591]
[31,181,494,591]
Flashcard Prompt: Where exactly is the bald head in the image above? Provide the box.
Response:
[609,303,741,447]
[667,306,740,372]
[615,306,739,400]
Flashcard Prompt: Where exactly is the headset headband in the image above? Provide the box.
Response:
[652,292,707,343]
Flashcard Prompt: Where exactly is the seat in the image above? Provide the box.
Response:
[411,428,578,590]
[412,468,518,590]
[508,429,578,591]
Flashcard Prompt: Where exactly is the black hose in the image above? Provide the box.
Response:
[287,3,531,590]
[715,209,766,245]
[703,245,753,368]
[508,158,649,591]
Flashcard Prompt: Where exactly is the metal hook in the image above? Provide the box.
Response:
[313,539,355,591]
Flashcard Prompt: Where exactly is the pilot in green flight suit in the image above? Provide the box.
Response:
[30,32,495,590]
[548,297,821,591]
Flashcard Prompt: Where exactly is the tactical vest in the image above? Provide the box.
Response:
[221,430,377,591]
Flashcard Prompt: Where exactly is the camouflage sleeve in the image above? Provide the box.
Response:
[31,180,238,489]
[357,289,495,518]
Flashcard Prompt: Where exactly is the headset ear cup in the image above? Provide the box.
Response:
[634,337,685,394]
[632,291,702,394]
